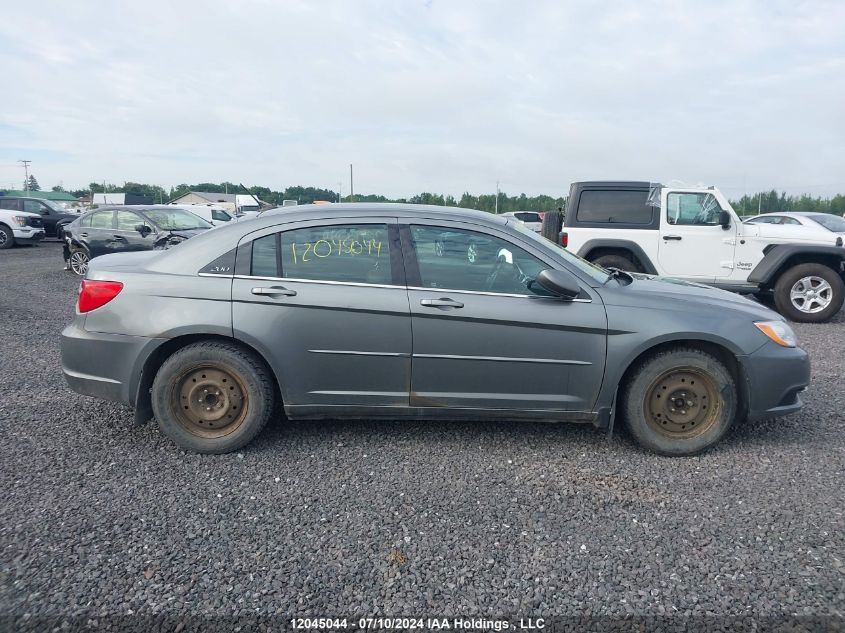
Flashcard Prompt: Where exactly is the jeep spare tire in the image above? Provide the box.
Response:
[541,209,563,242]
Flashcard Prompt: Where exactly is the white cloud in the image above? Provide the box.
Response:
[0,0,843,197]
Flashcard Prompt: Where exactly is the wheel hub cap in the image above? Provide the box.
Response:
[790,276,832,313]
[173,366,246,437]
[645,368,719,438]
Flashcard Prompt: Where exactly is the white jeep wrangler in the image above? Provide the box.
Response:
[541,181,845,323]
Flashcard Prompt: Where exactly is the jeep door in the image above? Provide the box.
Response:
[402,221,607,412]
[657,190,737,281]
[230,219,413,411]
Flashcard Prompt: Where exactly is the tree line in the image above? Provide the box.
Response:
[29,180,845,217]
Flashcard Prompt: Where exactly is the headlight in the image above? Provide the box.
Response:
[754,320,797,347]
[12,216,28,227]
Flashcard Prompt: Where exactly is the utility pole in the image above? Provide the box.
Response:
[338,182,342,203]
[18,160,31,191]
[758,193,761,215]
[494,181,499,214]
[349,164,354,202]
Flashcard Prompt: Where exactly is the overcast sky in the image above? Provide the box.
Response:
[1,0,843,199]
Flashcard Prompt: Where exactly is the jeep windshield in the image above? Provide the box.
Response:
[510,220,611,283]
[143,209,212,231]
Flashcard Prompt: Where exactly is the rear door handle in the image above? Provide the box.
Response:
[252,286,297,297]
[80,232,88,237]
[663,235,683,241]
[420,298,464,308]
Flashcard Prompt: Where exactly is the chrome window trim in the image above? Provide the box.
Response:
[408,285,592,302]
[232,274,403,289]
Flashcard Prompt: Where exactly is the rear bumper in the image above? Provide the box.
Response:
[61,319,162,406]
[740,342,810,421]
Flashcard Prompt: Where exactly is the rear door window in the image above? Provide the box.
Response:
[248,224,393,285]
[87,210,115,229]
[0,199,19,210]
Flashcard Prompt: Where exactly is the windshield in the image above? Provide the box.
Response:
[143,208,212,231]
[807,214,845,232]
[510,220,611,283]
[42,199,65,211]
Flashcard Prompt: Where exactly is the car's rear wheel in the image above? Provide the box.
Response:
[622,348,736,456]
[773,263,844,323]
[68,247,90,275]
[0,225,14,249]
[151,341,275,453]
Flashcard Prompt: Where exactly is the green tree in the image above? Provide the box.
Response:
[26,175,40,191]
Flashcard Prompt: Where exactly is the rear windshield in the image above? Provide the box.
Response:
[576,190,653,224]
[807,214,845,232]
[514,212,541,222]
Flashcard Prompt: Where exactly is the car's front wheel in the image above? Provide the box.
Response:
[773,263,844,323]
[151,341,276,454]
[0,224,14,249]
[621,348,737,456]
[68,247,90,275]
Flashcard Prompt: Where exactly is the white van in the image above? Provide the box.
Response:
[167,204,237,228]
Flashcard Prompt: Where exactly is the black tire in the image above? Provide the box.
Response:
[151,341,276,454]
[68,246,90,276]
[772,263,845,323]
[540,209,563,242]
[592,253,640,272]
[622,348,737,456]
[0,224,14,249]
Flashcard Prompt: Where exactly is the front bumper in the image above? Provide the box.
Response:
[61,319,162,407]
[740,342,810,421]
[14,228,45,244]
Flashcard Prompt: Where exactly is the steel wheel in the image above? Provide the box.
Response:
[69,250,89,275]
[789,276,832,314]
[644,367,722,439]
[170,365,249,438]
[467,241,478,264]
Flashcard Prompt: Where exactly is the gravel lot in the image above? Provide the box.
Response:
[1,242,844,630]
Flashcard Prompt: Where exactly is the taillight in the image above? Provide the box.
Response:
[560,232,569,248]
[78,280,124,313]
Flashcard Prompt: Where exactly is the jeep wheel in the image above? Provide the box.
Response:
[773,263,844,323]
[622,348,736,456]
[0,225,14,249]
[592,254,640,273]
[151,341,276,454]
[69,247,90,276]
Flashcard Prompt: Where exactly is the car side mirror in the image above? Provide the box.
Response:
[719,210,731,230]
[135,224,152,236]
[537,268,581,300]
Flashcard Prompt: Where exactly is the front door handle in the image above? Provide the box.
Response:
[252,286,297,297]
[420,297,464,308]
[107,235,127,242]
[663,235,683,241]
[80,232,88,237]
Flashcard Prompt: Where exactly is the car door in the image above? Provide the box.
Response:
[657,190,737,281]
[403,221,607,412]
[114,210,156,252]
[22,199,56,236]
[81,210,116,257]
[230,218,413,411]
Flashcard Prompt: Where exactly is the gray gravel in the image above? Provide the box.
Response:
[1,242,844,629]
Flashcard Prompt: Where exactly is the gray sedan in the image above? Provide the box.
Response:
[61,204,810,456]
